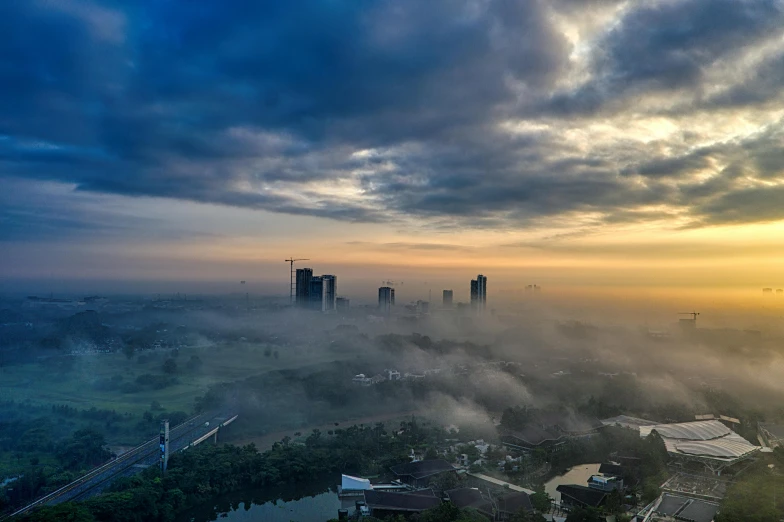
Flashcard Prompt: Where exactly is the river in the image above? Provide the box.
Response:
[175,476,345,522]
[544,463,601,504]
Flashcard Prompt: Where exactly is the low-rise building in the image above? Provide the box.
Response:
[587,474,622,492]
[390,459,457,488]
[556,484,607,509]
[445,488,494,518]
[653,494,720,522]
[363,490,441,518]
[495,492,535,521]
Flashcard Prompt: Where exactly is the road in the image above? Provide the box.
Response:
[5,411,237,519]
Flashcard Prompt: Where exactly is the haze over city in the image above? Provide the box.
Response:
[3,1,784,522]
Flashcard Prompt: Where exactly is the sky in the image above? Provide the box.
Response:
[2,0,784,302]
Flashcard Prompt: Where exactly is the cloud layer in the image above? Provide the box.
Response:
[2,0,784,232]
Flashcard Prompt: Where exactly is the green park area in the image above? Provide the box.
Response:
[0,340,357,416]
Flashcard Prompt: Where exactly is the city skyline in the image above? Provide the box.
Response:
[2,0,784,299]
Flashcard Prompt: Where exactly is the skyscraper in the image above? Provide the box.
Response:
[295,268,313,307]
[477,274,487,309]
[322,275,337,311]
[470,275,487,311]
[379,286,395,313]
[443,290,453,308]
[309,276,326,312]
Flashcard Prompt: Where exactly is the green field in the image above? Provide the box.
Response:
[0,340,358,415]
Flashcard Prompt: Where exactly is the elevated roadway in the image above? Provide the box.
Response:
[5,412,238,519]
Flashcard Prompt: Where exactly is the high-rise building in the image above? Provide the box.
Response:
[295,268,313,307]
[443,290,453,308]
[336,297,350,311]
[470,274,487,311]
[379,286,395,313]
[477,274,487,309]
[309,276,327,312]
[322,275,337,311]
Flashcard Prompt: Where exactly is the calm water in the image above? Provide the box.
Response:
[544,463,600,504]
[176,477,342,522]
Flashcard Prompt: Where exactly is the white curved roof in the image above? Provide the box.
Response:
[640,420,730,440]
[639,420,759,461]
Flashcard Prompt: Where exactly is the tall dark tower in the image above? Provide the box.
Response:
[477,274,487,310]
[443,289,453,308]
[295,268,313,307]
[379,286,395,313]
[470,275,487,311]
[160,420,170,474]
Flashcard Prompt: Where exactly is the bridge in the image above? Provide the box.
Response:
[4,411,238,520]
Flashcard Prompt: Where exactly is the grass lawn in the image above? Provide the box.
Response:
[0,341,359,415]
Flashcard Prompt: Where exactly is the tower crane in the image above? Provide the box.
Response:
[678,312,700,321]
[285,258,310,304]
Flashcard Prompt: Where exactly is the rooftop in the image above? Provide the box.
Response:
[556,484,607,508]
[598,463,625,477]
[390,459,455,480]
[655,494,720,522]
[496,492,534,514]
[445,488,493,515]
[601,415,658,429]
[640,420,759,461]
[363,490,441,512]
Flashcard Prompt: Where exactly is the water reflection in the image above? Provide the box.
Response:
[177,476,340,522]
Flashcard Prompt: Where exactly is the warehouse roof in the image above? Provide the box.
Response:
[640,420,759,461]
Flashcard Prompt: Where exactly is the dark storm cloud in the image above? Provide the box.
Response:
[545,0,784,114]
[2,0,784,232]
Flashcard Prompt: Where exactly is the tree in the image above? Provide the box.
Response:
[510,510,548,522]
[56,429,112,470]
[605,489,623,513]
[162,358,177,374]
[530,491,552,512]
[565,508,602,522]
[20,503,95,522]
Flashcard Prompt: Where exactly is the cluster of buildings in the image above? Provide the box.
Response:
[338,459,537,521]
[290,264,490,314]
[376,274,488,314]
[295,268,339,312]
[351,368,441,386]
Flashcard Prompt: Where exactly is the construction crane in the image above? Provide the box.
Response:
[678,312,700,321]
[382,280,402,286]
[285,258,309,304]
